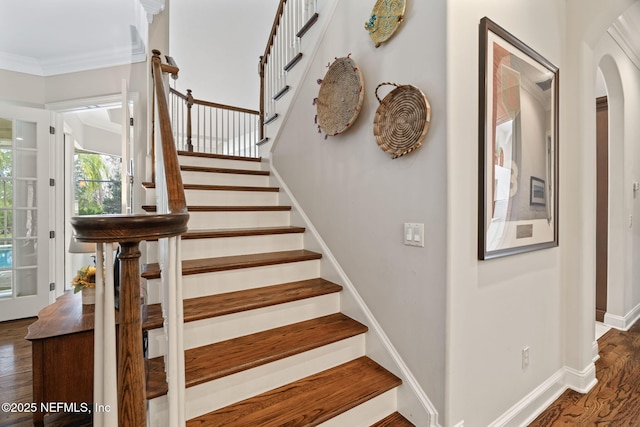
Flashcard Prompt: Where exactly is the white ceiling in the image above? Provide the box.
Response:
[0,0,147,76]
[0,0,638,90]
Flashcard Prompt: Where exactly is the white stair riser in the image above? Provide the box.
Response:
[184,189,279,206]
[147,335,366,425]
[147,293,340,358]
[179,155,264,171]
[147,233,303,263]
[318,389,398,427]
[181,170,270,187]
[145,189,156,205]
[145,260,321,304]
[187,210,290,230]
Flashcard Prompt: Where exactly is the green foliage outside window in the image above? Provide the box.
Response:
[75,152,122,215]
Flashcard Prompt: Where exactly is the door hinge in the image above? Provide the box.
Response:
[49,282,55,291]
[130,117,134,126]
[49,231,55,238]
[49,126,55,135]
[49,178,55,187]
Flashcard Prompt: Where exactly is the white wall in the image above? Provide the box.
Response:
[447,3,565,426]
[0,69,46,107]
[272,0,447,420]
[169,0,279,110]
[447,1,635,426]
[595,31,640,328]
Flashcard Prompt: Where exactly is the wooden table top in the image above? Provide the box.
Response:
[25,291,119,341]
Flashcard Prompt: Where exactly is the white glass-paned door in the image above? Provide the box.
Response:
[0,106,51,321]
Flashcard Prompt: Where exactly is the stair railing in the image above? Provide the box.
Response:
[170,88,260,157]
[259,0,318,142]
[70,50,189,427]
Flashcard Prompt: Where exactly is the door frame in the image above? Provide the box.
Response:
[0,103,54,321]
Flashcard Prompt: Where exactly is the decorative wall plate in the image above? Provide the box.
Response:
[364,0,406,48]
[316,57,365,137]
[373,82,431,159]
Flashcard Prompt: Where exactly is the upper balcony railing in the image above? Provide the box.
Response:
[170,88,260,158]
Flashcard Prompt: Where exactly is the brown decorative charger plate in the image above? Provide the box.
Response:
[316,57,365,137]
[364,0,406,48]
[373,82,431,159]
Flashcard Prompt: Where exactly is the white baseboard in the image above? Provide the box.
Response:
[592,340,600,363]
[488,362,597,427]
[488,369,565,427]
[269,161,439,427]
[564,363,597,394]
[604,301,640,331]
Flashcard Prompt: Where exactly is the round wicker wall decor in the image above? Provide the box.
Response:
[373,82,431,159]
[364,0,406,48]
[316,57,365,137]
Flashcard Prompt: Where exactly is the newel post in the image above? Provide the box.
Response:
[186,89,194,152]
[117,241,146,427]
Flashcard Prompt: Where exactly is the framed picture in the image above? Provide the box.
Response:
[478,17,559,260]
[530,176,546,206]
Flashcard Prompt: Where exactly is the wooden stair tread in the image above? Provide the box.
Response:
[182,226,305,239]
[371,412,415,426]
[146,313,368,399]
[142,278,342,330]
[177,150,262,162]
[142,205,290,213]
[142,183,279,192]
[142,249,322,279]
[180,165,270,176]
[184,357,401,427]
[145,226,306,242]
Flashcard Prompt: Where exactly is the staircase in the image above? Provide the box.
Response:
[141,151,414,426]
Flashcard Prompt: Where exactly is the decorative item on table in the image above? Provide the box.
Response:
[364,0,406,48]
[72,265,97,305]
[373,82,431,159]
[313,55,364,139]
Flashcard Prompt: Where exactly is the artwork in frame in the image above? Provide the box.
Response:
[530,176,546,206]
[478,17,559,260]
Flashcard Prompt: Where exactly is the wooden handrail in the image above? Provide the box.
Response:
[259,0,287,142]
[260,0,288,70]
[151,50,188,215]
[70,49,189,427]
[170,88,259,115]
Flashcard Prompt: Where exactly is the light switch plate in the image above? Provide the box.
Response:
[404,223,425,247]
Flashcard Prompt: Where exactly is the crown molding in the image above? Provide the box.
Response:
[0,29,147,77]
[608,17,640,71]
[139,0,165,23]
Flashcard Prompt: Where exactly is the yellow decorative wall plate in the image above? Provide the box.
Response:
[364,0,406,48]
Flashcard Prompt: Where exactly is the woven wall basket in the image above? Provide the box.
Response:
[373,82,431,159]
[365,0,406,48]
[316,57,365,137]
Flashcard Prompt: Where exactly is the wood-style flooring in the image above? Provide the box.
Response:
[0,317,92,427]
[530,319,640,426]
[3,316,640,426]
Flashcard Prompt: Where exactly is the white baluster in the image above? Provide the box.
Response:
[93,243,118,426]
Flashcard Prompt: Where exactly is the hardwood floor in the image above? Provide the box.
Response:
[530,319,640,426]
[4,315,640,426]
[0,317,92,427]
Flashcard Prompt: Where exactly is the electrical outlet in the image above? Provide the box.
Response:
[522,346,530,369]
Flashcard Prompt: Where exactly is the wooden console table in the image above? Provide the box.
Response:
[25,291,118,427]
